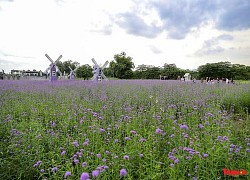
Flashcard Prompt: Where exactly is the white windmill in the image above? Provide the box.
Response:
[68,66,78,80]
[45,54,63,81]
[91,58,109,82]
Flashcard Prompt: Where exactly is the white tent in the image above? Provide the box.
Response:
[184,73,191,81]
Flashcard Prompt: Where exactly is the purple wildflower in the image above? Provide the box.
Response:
[180,124,189,130]
[97,154,101,158]
[83,141,88,146]
[105,150,110,155]
[125,137,131,140]
[40,169,44,173]
[82,162,87,168]
[99,128,105,133]
[140,154,144,157]
[156,128,163,134]
[51,167,57,172]
[64,171,71,178]
[74,159,79,164]
[61,150,66,156]
[130,130,137,134]
[203,154,209,157]
[174,159,179,164]
[92,170,99,178]
[80,172,89,180]
[223,136,228,141]
[72,140,79,147]
[140,138,146,142]
[123,155,129,160]
[120,169,127,177]
[199,124,204,129]
[184,134,189,138]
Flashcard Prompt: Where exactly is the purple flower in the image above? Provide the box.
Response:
[180,124,189,130]
[123,155,129,160]
[72,140,79,147]
[114,139,119,143]
[33,160,42,167]
[82,162,87,168]
[51,167,57,172]
[61,150,66,156]
[174,159,179,164]
[120,169,127,177]
[40,169,44,173]
[170,163,174,167]
[235,148,240,153]
[230,144,235,148]
[105,150,110,155]
[156,128,163,134]
[140,154,144,157]
[199,124,204,129]
[125,137,131,140]
[64,171,71,178]
[203,154,209,157]
[184,134,189,138]
[99,128,105,133]
[74,159,79,164]
[130,130,137,134]
[140,138,146,142]
[80,172,89,180]
[223,136,228,141]
[97,154,101,158]
[83,141,89,146]
[92,170,99,178]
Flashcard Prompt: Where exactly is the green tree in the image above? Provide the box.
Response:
[161,63,182,79]
[112,52,135,79]
[197,61,231,79]
[76,64,93,80]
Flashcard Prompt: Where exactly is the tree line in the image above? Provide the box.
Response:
[56,52,250,80]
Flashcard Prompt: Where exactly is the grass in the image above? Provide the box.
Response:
[0,80,249,179]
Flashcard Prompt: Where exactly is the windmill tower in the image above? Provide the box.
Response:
[69,66,78,80]
[91,58,109,82]
[45,54,63,81]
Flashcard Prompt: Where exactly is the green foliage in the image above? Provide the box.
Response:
[56,60,80,76]
[197,61,250,80]
[221,84,250,114]
[75,64,93,79]
[112,52,135,79]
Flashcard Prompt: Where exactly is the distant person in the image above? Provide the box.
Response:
[217,78,219,83]
[226,78,229,84]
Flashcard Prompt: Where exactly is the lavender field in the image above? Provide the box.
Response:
[0,80,249,179]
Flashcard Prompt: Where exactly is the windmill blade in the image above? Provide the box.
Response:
[69,66,73,71]
[56,55,63,62]
[92,73,98,81]
[44,67,50,74]
[91,58,99,66]
[56,66,63,77]
[101,72,108,80]
[45,54,54,64]
[74,66,79,72]
[102,61,109,69]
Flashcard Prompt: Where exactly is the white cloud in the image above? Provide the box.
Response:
[0,0,249,73]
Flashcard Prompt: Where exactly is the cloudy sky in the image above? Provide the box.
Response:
[0,0,250,73]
